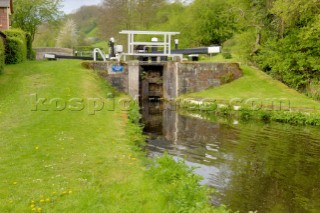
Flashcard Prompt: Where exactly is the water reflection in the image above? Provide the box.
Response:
[142,102,320,212]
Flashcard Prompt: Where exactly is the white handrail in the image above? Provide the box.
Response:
[93,48,106,61]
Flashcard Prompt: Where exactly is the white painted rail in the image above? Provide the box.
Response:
[93,48,107,61]
[119,30,181,60]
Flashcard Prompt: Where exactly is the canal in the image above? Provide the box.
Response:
[141,101,320,212]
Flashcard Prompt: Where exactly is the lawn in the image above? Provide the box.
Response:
[183,65,320,111]
[0,60,172,212]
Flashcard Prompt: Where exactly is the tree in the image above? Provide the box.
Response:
[56,19,79,48]
[254,0,320,91]
[271,0,320,38]
[98,0,167,42]
[12,0,63,41]
[173,0,236,46]
[68,5,99,35]
[98,0,134,42]
[33,23,60,47]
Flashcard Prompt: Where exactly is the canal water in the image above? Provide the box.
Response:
[141,102,320,212]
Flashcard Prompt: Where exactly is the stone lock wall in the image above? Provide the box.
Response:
[87,61,242,99]
[85,61,130,94]
[177,62,242,95]
[164,62,242,98]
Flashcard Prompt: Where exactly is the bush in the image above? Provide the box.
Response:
[148,153,217,212]
[222,52,232,59]
[4,28,26,43]
[3,29,27,64]
[4,37,27,64]
[0,37,5,73]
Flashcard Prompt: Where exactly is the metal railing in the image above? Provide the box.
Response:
[119,30,182,60]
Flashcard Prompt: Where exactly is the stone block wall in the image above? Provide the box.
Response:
[164,62,242,98]
[163,62,178,99]
[35,48,74,60]
[86,61,130,94]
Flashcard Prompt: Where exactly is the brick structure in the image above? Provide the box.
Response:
[0,0,13,31]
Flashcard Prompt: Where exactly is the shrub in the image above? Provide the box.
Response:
[4,29,27,64]
[4,37,27,64]
[0,37,5,73]
[240,108,253,121]
[4,28,26,41]
[259,111,271,122]
[221,72,235,84]
[148,153,216,212]
[222,52,232,59]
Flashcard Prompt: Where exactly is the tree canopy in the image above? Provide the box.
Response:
[12,0,63,41]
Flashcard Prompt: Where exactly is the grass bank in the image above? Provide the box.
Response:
[0,60,223,212]
[183,65,320,111]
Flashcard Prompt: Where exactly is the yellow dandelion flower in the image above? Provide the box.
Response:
[45,198,50,202]
[35,147,39,150]
[32,208,36,211]
[39,199,44,203]
[30,204,35,208]
[13,182,17,185]
[31,200,35,203]
[37,207,42,212]
[68,190,72,194]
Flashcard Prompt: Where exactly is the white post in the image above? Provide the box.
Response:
[168,35,172,55]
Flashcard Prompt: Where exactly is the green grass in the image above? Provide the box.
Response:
[0,60,219,212]
[87,27,98,38]
[91,41,109,49]
[183,65,320,111]
[200,54,242,63]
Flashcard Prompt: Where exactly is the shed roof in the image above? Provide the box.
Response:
[0,0,10,7]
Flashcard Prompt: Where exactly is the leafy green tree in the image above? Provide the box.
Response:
[271,0,320,38]
[98,0,133,41]
[12,0,63,41]
[185,0,237,46]
[254,0,320,91]
[33,23,60,47]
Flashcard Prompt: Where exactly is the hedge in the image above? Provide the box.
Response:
[0,37,5,72]
[3,28,27,64]
[5,37,27,64]
[4,28,26,41]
